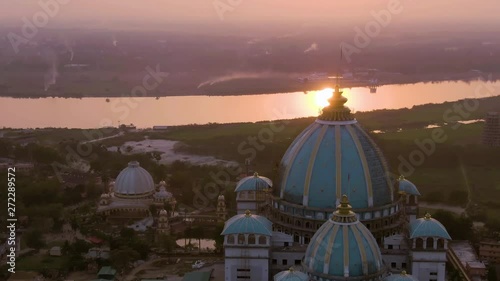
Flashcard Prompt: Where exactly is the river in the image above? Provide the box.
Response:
[2,80,499,128]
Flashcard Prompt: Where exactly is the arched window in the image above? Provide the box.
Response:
[296,220,302,227]
[305,222,311,229]
[227,235,235,244]
[437,239,445,249]
[294,233,300,243]
[259,236,267,245]
[304,234,310,244]
[248,234,256,244]
[239,192,247,199]
[426,237,434,249]
[238,234,245,245]
[415,238,423,249]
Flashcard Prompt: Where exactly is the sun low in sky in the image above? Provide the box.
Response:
[314,88,334,108]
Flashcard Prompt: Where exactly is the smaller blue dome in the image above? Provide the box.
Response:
[398,176,421,196]
[410,213,451,239]
[235,172,272,192]
[274,268,309,281]
[221,210,272,236]
[384,271,419,281]
[303,195,386,279]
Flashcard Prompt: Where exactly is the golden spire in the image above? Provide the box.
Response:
[331,195,357,222]
[318,86,353,121]
[337,194,353,215]
[424,213,432,220]
[245,210,252,217]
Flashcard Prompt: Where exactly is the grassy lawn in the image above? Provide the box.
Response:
[376,123,484,145]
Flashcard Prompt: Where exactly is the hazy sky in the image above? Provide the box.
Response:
[0,0,499,33]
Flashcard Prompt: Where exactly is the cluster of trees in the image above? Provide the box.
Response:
[108,228,149,269]
[0,140,62,164]
[432,210,474,241]
[61,239,92,272]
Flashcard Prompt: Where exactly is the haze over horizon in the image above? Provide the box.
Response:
[0,0,499,35]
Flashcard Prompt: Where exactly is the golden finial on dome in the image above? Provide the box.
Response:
[401,270,407,275]
[337,194,353,215]
[289,267,295,272]
[424,213,432,220]
[318,86,353,121]
[399,175,405,181]
[245,210,251,217]
[254,172,259,177]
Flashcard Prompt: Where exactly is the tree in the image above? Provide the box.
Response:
[424,191,445,203]
[149,204,158,217]
[120,227,136,241]
[25,229,46,249]
[213,223,225,253]
[432,210,473,240]
[110,247,140,269]
[487,265,497,281]
[151,152,162,163]
[449,190,468,206]
[191,226,204,253]
[163,202,172,215]
[158,234,176,261]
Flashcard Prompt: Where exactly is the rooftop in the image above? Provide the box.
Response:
[273,243,309,253]
[181,270,212,281]
[449,241,486,269]
[98,266,117,276]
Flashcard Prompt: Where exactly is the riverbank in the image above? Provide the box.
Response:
[1,71,497,99]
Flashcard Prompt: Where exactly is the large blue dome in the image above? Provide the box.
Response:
[278,88,393,209]
[303,195,386,280]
